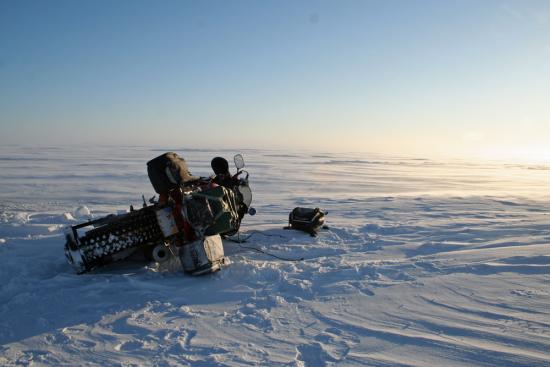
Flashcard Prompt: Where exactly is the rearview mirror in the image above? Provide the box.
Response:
[234,154,245,170]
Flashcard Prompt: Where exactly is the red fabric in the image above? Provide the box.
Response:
[169,189,196,243]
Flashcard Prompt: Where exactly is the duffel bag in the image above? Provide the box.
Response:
[184,186,240,236]
[147,152,198,194]
[285,207,327,236]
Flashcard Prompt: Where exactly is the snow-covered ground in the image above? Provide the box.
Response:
[1,145,549,366]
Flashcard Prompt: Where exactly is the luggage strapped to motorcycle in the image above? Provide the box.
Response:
[184,186,240,237]
[147,152,199,194]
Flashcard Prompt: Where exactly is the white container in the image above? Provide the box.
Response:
[179,235,225,275]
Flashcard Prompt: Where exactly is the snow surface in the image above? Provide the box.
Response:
[1,145,550,366]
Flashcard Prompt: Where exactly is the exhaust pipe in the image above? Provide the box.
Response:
[150,244,170,263]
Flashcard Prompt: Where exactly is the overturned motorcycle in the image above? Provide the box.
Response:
[64,153,255,276]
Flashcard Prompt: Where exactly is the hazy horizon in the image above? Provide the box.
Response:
[3,141,550,167]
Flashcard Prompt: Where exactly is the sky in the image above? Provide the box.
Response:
[1,0,549,160]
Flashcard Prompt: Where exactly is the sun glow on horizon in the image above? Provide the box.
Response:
[474,146,550,164]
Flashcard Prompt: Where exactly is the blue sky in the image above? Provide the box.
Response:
[1,0,549,159]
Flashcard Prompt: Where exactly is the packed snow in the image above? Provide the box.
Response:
[1,145,549,366]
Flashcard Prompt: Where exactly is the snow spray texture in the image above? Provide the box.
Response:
[285,207,327,236]
[147,152,199,194]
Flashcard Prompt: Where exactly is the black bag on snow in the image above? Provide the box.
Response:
[147,152,199,194]
[285,207,327,236]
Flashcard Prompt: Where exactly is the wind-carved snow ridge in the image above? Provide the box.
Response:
[1,145,550,366]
